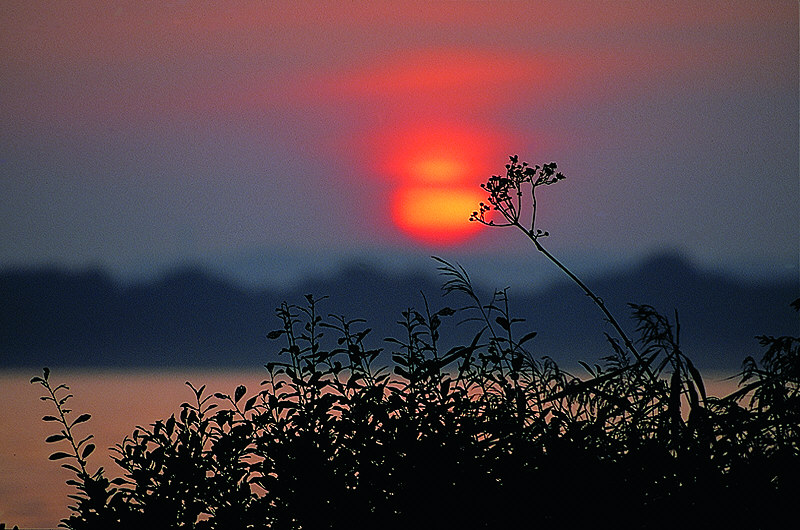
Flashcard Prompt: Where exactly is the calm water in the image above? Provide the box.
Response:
[0,369,740,529]
[1,369,269,529]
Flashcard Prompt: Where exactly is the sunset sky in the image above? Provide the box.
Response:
[1,1,797,288]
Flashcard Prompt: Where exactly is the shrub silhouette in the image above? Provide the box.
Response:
[26,156,799,529]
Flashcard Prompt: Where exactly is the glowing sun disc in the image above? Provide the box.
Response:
[408,156,468,184]
[391,186,484,245]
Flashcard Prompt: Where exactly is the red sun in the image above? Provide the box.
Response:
[377,124,502,246]
[391,186,485,245]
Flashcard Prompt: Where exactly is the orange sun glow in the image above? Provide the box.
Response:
[408,155,467,184]
[376,124,505,246]
[391,186,484,246]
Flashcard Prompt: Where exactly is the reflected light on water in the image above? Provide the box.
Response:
[0,370,268,529]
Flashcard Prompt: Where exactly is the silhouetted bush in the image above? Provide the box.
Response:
[27,157,798,529]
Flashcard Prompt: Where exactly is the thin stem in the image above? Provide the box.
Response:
[42,379,91,477]
[517,222,655,381]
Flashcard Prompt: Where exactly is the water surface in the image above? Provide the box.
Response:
[1,369,268,529]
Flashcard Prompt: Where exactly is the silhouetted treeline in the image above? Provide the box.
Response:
[2,252,795,369]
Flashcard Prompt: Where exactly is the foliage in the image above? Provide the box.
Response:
[26,156,799,529]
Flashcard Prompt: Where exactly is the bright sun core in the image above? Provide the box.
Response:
[391,186,484,246]
[375,123,505,246]
[408,156,466,184]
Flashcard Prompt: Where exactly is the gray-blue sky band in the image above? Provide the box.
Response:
[0,2,796,287]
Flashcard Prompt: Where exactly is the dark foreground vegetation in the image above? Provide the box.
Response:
[16,157,799,529]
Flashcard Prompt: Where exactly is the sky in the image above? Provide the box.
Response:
[1,1,797,289]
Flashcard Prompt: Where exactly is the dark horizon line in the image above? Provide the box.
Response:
[1,248,797,294]
[2,249,797,371]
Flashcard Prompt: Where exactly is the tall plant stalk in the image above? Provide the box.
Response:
[471,155,653,379]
